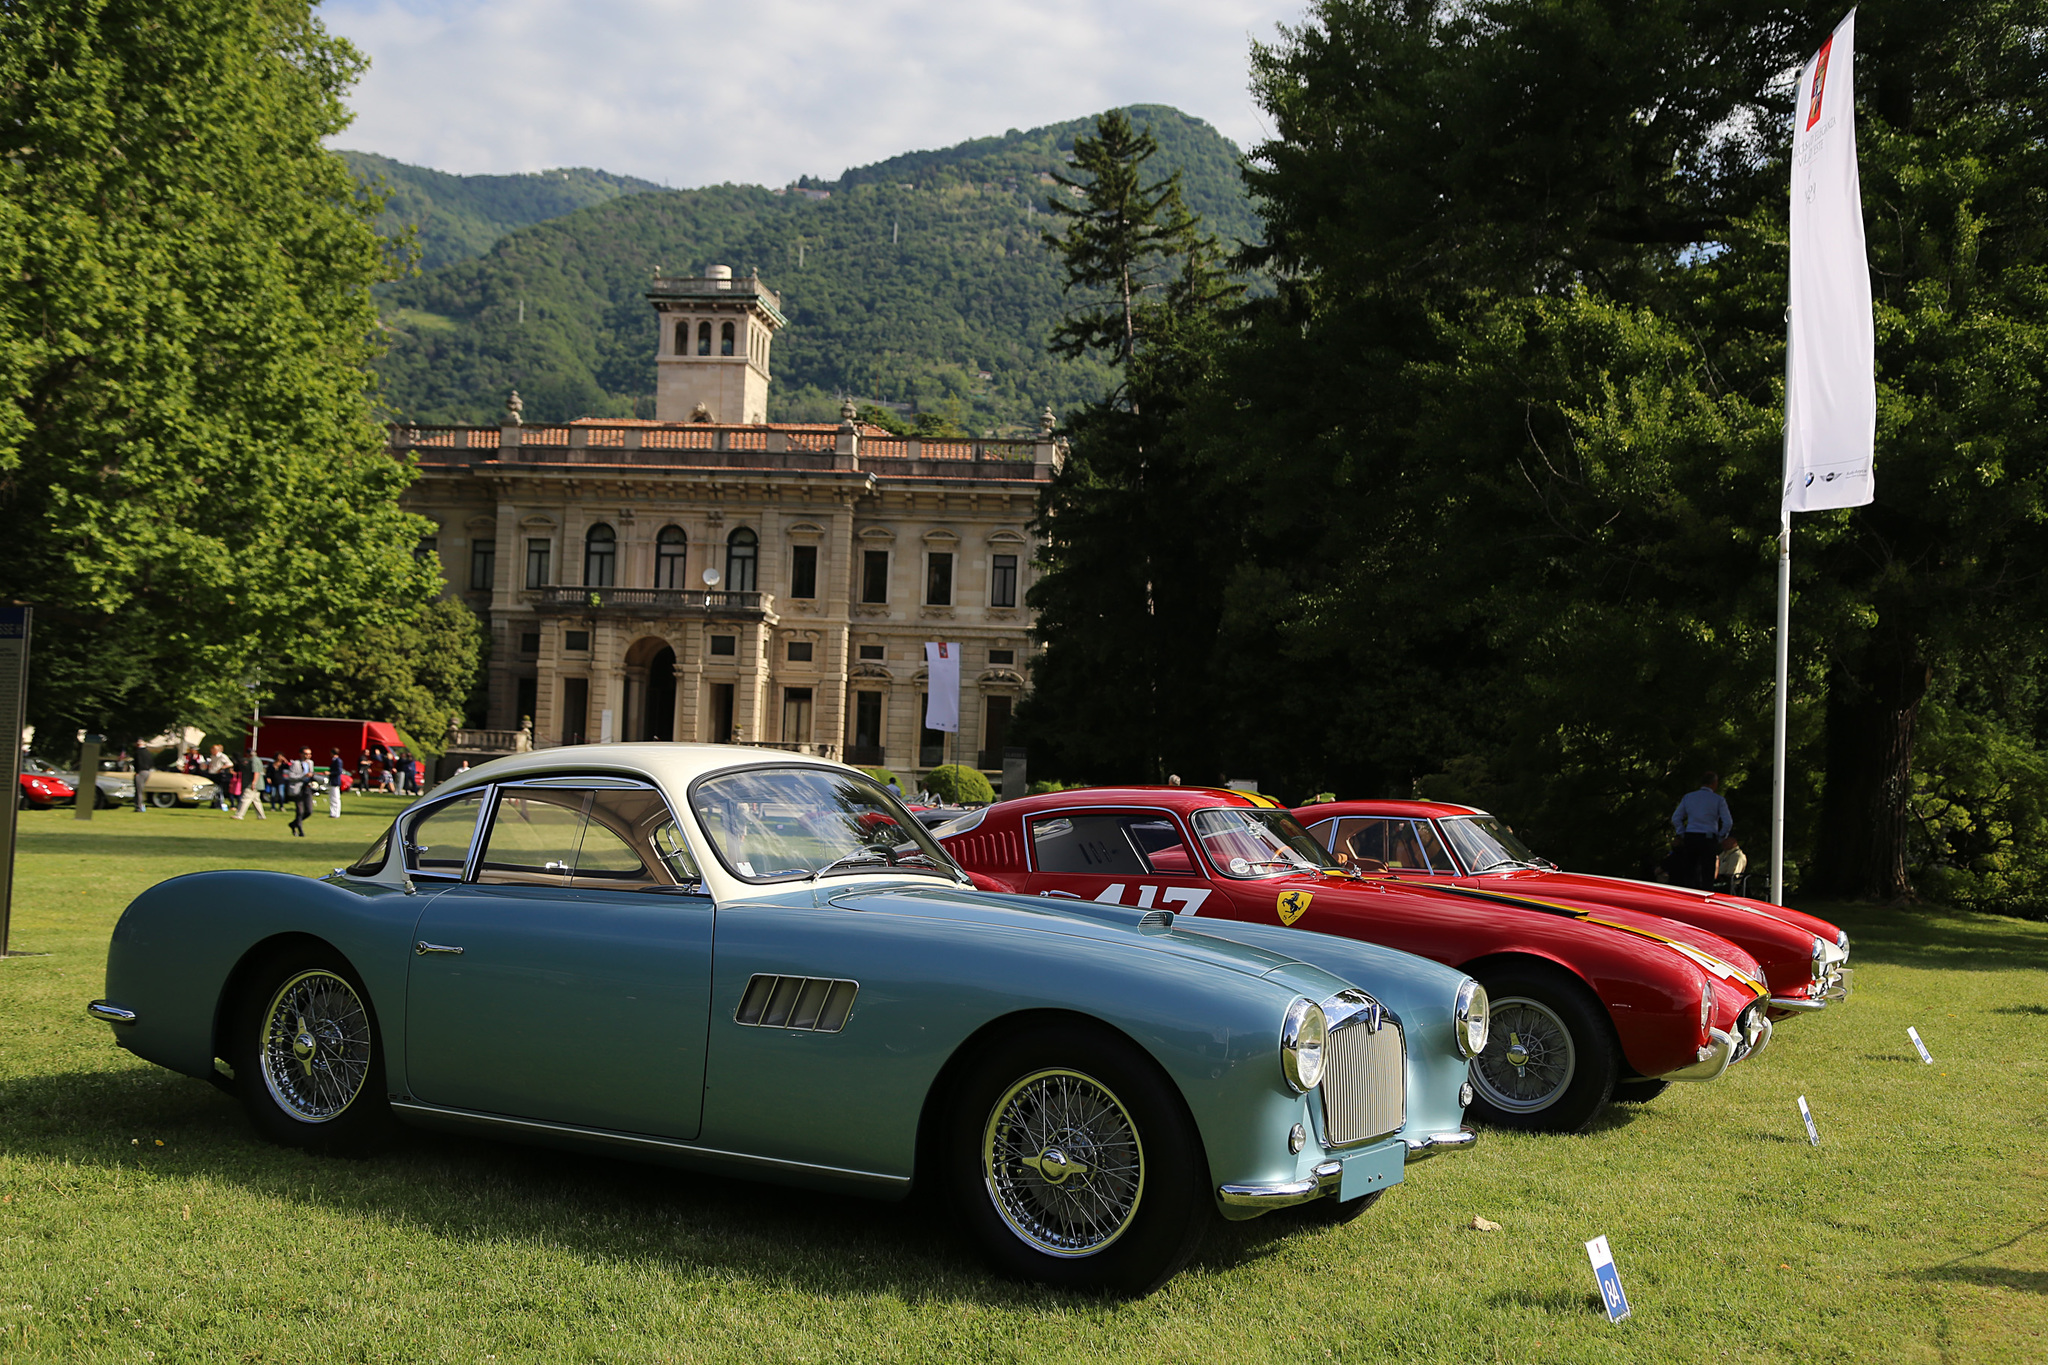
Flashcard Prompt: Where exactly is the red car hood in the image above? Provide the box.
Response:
[1435,868,1840,953]
[1312,872,1768,990]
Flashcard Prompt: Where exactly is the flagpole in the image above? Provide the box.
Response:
[1770,509,1791,905]
[1772,294,1796,908]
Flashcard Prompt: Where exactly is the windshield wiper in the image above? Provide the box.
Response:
[812,848,895,881]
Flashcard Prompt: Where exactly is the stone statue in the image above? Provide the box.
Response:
[1038,404,1057,437]
[505,390,524,426]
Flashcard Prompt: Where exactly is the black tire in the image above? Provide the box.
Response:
[1611,1078,1670,1105]
[229,946,393,1156]
[1466,965,1617,1134]
[1300,1187,1384,1227]
[946,1021,1212,1296]
[148,790,178,809]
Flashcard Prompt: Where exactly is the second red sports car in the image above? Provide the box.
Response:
[1292,800,1851,1020]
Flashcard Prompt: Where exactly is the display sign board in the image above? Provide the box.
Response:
[1584,1235,1631,1323]
[0,606,30,956]
[1907,1027,1933,1064]
[1798,1094,1821,1145]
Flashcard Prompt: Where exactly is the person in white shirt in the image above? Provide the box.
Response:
[232,750,266,821]
[203,743,235,811]
[1670,772,1734,890]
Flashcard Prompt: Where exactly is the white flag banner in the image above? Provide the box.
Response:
[923,642,961,733]
[1784,8,1876,513]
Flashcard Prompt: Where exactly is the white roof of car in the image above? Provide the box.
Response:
[432,743,852,799]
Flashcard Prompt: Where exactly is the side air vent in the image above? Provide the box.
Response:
[734,975,859,1032]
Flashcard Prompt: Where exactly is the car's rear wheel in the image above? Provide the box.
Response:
[148,791,177,809]
[1467,966,1616,1134]
[947,1022,1211,1296]
[230,947,392,1156]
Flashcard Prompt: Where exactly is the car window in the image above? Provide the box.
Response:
[577,786,703,891]
[1031,814,1150,875]
[690,766,959,883]
[406,791,488,877]
[1411,820,1452,871]
[1189,808,1332,878]
[476,790,585,885]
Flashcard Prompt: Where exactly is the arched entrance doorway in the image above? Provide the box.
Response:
[644,646,677,741]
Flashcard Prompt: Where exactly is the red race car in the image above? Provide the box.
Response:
[1292,800,1850,1019]
[18,768,75,809]
[936,787,1777,1134]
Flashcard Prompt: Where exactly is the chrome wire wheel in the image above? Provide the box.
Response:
[1471,995,1577,1114]
[982,1068,1146,1258]
[258,969,374,1123]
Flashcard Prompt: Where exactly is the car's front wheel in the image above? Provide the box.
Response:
[230,947,392,1156]
[1466,966,1617,1134]
[148,791,178,809]
[947,1022,1211,1296]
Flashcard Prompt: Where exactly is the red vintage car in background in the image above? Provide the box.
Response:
[935,787,1778,1134]
[1291,800,1851,1019]
[17,767,75,809]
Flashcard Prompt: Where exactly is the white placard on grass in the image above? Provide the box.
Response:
[1907,1027,1934,1064]
[1584,1235,1631,1323]
[1797,1095,1821,1145]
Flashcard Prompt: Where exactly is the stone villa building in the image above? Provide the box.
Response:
[397,266,1055,780]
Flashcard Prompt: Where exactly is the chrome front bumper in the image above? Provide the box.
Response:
[1217,1129,1475,1209]
[87,1000,138,1025]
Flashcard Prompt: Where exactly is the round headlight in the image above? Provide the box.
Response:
[1810,935,1827,979]
[1454,979,1489,1059]
[1700,976,1714,1034]
[1280,998,1328,1093]
[1836,929,1851,956]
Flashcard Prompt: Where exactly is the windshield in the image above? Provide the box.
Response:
[690,766,963,884]
[1439,815,1538,872]
[1191,808,1339,879]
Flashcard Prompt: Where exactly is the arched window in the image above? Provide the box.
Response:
[674,320,687,354]
[725,526,758,593]
[584,523,616,588]
[720,321,736,356]
[697,321,712,356]
[655,524,687,589]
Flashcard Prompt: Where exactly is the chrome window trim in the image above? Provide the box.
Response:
[471,777,704,891]
[400,788,493,883]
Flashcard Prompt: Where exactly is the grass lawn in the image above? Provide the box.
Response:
[2,799,2044,1363]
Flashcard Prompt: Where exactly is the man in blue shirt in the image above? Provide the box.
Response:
[1671,772,1733,890]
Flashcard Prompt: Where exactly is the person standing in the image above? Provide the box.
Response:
[1671,771,1734,891]
[285,746,316,837]
[327,748,345,818]
[233,749,267,821]
[203,743,235,811]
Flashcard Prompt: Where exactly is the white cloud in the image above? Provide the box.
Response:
[320,0,1304,183]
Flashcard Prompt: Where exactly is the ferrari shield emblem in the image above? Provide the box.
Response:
[1276,889,1313,925]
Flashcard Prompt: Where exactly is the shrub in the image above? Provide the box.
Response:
[1028,779,1084,796]
[860,766,901,790]
[923,764,995,804]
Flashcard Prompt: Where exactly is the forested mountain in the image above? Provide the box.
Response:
[356,106,1255,429]
[337,152,664,273]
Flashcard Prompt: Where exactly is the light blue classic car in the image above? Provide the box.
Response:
[90,745,1486,1294]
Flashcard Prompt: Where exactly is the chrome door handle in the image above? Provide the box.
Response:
[414,941,465,956]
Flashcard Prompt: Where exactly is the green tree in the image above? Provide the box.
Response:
[0,0,439,750]
[269,597,485,757]
[1018,114,1244,784]
[1210,0,2048,894]
[1041,109,1203,370]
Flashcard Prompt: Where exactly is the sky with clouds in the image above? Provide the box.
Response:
[321,0,1308,186]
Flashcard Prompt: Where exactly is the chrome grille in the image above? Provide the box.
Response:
[1320,999,1405,1147]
